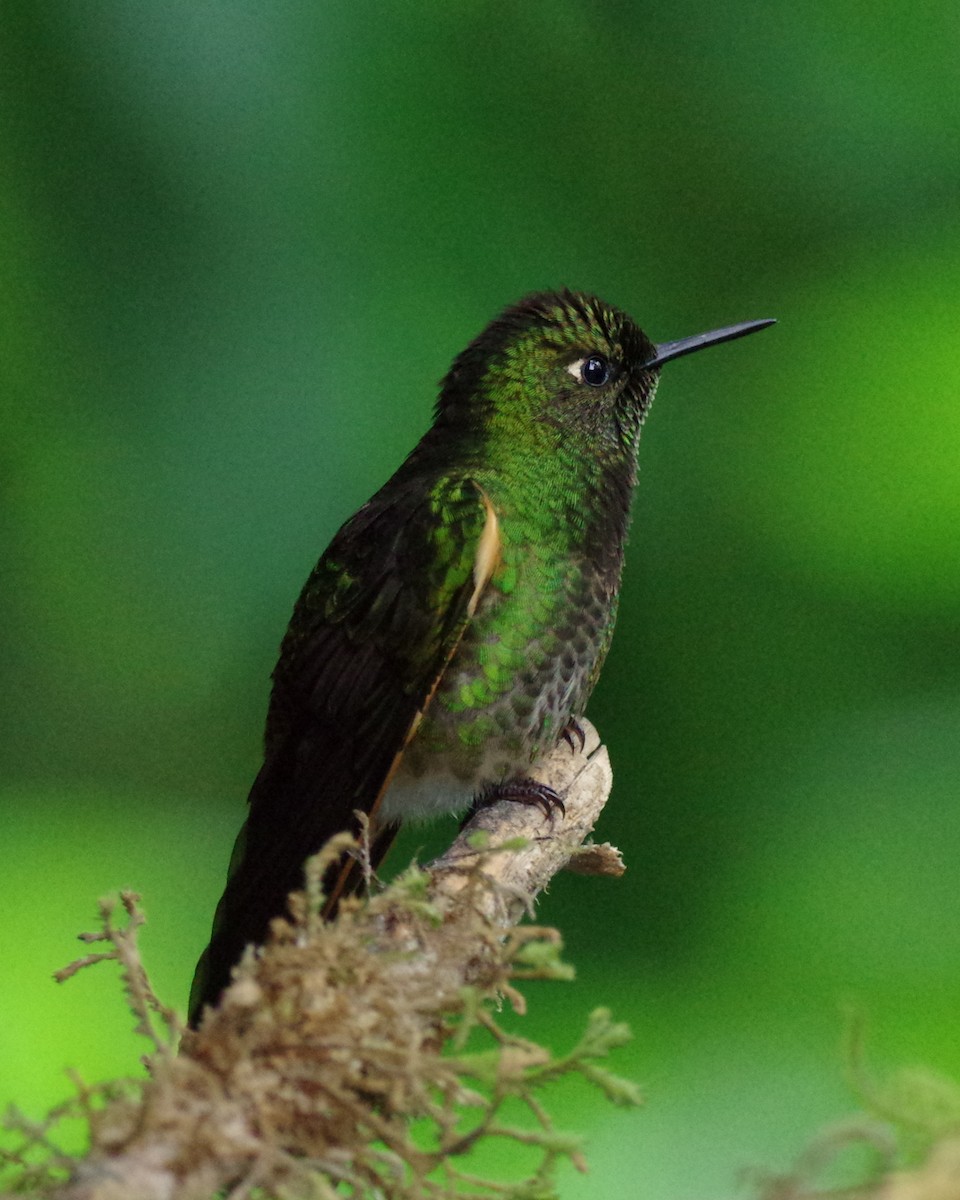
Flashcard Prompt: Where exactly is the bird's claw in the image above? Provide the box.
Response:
[560,719,586,754]
[485,777,566,819]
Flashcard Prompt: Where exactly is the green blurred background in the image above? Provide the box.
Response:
[2,2,958,1195]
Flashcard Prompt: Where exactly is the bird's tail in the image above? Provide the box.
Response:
[188,740,399,1027]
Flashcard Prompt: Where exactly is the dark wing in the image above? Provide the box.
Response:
[188,474,497,1023]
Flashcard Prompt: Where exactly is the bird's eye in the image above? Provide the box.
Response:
[567,354,611,387]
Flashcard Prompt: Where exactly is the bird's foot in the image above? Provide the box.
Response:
[559,718,586,754]
[482,777,566,819]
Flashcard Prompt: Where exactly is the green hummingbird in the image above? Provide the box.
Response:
[189,290,773,1024]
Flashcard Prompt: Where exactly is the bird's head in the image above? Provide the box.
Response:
[435,290,773,458]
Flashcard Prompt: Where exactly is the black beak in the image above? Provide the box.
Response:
[647,318,776,370]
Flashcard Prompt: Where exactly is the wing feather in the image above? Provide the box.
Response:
[189,474,497,1022]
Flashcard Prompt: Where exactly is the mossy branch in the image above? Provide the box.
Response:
[3,721,632,1200]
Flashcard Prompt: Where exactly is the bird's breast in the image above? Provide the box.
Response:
[377,544,613,824]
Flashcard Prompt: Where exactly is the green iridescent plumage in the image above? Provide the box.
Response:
[189,290,774,1024]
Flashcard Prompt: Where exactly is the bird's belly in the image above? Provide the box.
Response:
[378,733,530,823]
[378,766,477,823]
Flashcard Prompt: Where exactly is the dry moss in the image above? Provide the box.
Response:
[2,830,638,1199]
[3,720,631,1199]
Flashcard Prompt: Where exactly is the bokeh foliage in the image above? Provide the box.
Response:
[2,3,958,1196]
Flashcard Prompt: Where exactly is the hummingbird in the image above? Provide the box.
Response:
[189,290,773,1025]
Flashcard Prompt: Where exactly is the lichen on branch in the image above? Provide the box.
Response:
[2,721,637,1200]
